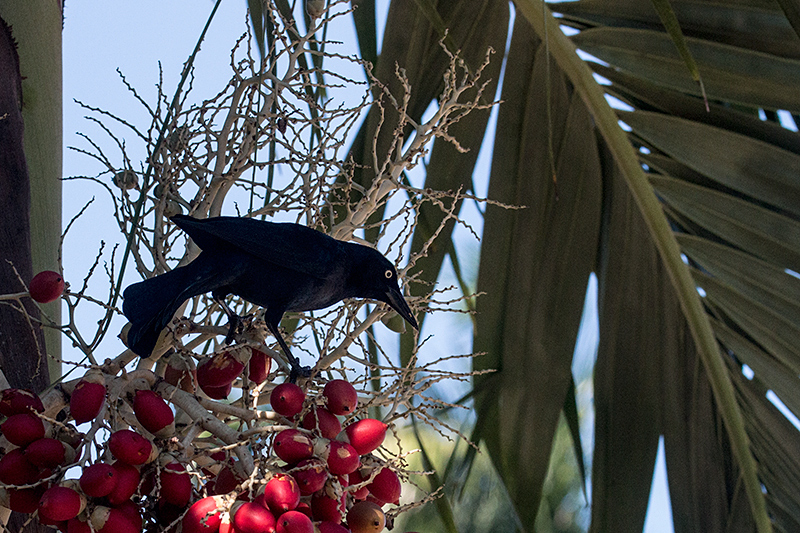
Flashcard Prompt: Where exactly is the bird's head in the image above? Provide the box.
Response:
[349,245,419,331]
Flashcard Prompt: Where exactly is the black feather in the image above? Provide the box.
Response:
[122,216,418,375]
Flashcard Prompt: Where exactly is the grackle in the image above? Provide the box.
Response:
[122,215,418,378]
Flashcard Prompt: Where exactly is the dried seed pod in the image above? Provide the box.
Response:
[113,169,138,190]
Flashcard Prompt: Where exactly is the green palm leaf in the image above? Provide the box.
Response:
[338,0,800,530]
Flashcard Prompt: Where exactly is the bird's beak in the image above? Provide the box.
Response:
[384,286,418,330]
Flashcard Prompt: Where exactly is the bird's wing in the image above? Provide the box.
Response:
[171,215,341,280]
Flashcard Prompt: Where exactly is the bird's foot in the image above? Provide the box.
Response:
[224,314,245,345]
[288,362,312,383]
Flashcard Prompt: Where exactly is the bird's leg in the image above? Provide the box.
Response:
[266,321,311,382]
[212,294,244,345]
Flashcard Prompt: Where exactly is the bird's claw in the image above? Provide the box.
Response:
[224,314,245,345]
[289,364,312,383]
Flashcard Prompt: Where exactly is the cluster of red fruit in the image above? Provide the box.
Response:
[0,352,402,533]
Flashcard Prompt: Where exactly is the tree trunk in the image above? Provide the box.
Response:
[0,0,63,383]
[0,2,62,531]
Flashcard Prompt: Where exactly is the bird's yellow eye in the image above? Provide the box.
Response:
[385,269,393,279]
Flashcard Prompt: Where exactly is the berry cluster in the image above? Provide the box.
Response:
[0,347,405,533]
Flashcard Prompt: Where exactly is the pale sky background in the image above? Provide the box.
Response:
[60,1,672,531]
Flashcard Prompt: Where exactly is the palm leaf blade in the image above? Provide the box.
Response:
[573,27,800,111]
[474,14,602,527]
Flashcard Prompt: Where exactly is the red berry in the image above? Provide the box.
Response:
[29,270,64,303]
[276,510,313,533]
[247,348,272,384]
[342,419,387,455]
[257,473,300,515]
[197,351,245,389]
[182,496,226,533]
[347,501,386,533]
[133,389,175,438]
[292,459,328,495]
[0,485,46,513]
[317,522,351,533]
[325,441,360,476]
[160,460,192,507]
[231,501,276,533]
[24,437,74,468]
[34,512,66,528]
[80,462,118,497]
[1,412,45,446]
[164,352,197,393]
[108,429,158,465]
[156,499,185,527]
[38,485,86,522]
[270,383,305,417]
[310,492,345,523]
[67,517,92,533]
[0,448,38,485]
[219,516,235,533]
[323,380,358,416]
[348,469,370,500]
[114,499,142,525]
[295,502,312,519]
[208,461,243,495]
[0,388,44,416]
[90,505,141,533]
[273,429,313,464]
[368,467,401,504]
[70,371,106,424]
[301,407,341,439]
[201,381,233,400]
[106,462,141,505]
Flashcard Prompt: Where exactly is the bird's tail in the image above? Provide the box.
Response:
[122,256,221,357]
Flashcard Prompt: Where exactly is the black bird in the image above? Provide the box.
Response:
[122,215,418,377]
